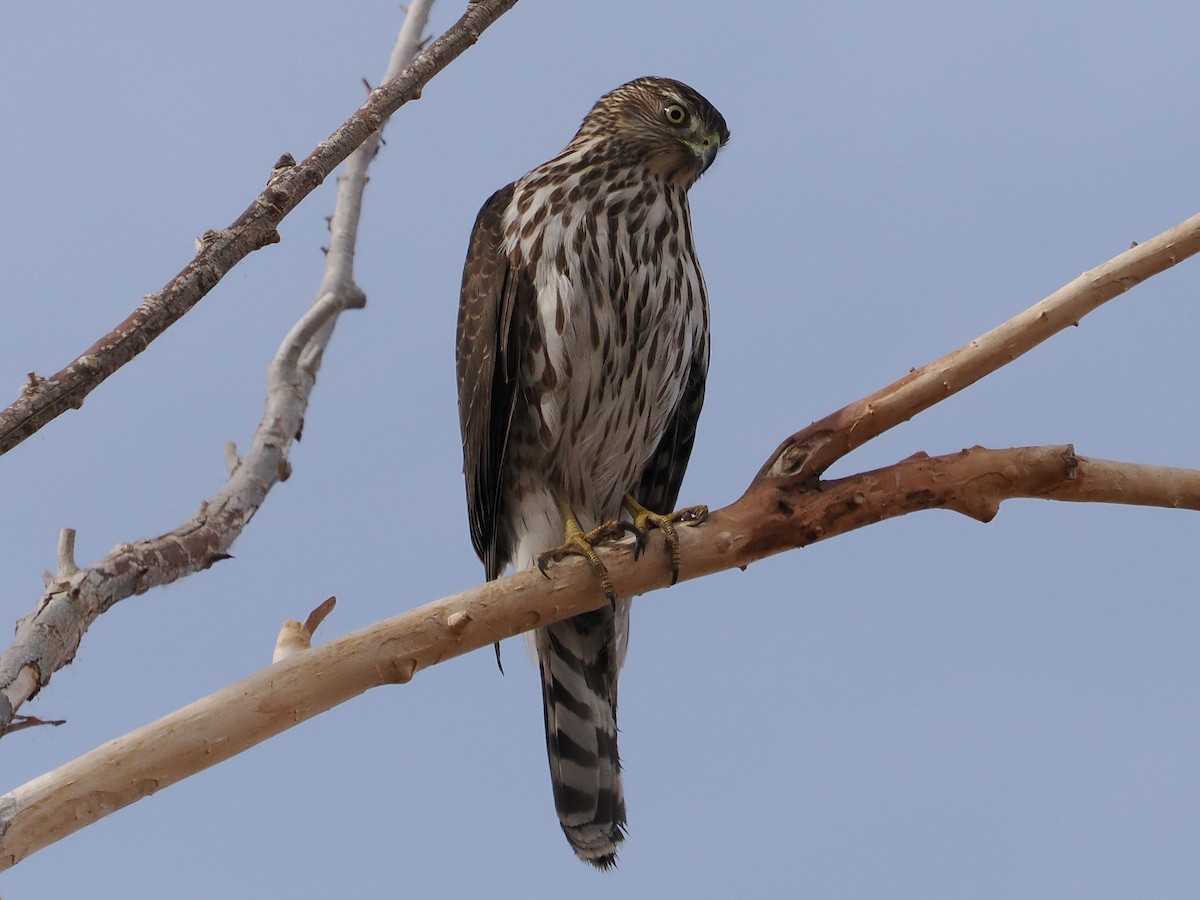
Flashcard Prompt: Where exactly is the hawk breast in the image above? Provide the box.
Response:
[502,157,707,523]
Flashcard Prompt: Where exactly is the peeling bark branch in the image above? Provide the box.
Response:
[0,0,449,736]
[758,211,1200,484]
[2,445,1196,868]
[0,0,517,457]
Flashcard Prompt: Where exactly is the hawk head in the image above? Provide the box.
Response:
[573,76,729,187]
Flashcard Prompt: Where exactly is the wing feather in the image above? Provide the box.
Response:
[456,183,532,579]
[634,338,709,513]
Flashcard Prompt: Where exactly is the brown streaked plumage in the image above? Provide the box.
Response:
[456,76,727,868]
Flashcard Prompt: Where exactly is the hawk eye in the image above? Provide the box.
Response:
[663,103,688,126]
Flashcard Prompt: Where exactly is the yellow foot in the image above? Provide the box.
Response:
[624,496,709,585]
[536,516,641,603]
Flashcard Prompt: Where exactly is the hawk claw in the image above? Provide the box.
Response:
[625,520,648,559]
[536,517,640,604]
[624,498,709,585]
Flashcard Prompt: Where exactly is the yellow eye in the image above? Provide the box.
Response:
[663,103,688,126]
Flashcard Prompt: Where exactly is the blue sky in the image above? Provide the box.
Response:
[2,2,1199,897]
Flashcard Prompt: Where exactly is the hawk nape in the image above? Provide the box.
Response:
[455,76,727,868]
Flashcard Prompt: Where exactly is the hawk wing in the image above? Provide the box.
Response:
[456,183,532,580]
[634,338,709,513]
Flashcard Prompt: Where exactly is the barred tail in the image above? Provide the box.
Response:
[536,606,627,869]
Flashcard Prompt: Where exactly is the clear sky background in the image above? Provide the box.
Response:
[2,2,1199,897]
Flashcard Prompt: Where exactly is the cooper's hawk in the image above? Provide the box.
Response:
[456,76,727,868]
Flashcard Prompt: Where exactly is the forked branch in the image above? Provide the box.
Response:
[757,211,1200,484]
[2,445,1197,868]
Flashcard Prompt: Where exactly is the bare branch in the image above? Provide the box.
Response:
[758,210,1200,484]
[0,4,1191,872]
[0,0,518,457]
[2,445,1195,867]
[0,0,452,736]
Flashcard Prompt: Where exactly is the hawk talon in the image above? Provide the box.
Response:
[535,517,641,604]
[625,520,648,559]
[624,498,710,585]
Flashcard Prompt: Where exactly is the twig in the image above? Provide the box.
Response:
[274,597,338,663]
[0,0,518,457]
[2,445,1195,867]
[55,529,78,579]
[2,716,66,736]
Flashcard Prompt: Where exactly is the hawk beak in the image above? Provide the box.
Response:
[692,132,722,174]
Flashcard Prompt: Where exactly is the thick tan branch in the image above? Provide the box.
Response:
[757,211,1200,484]
[2,445,1193,868]
[0,0,517,457]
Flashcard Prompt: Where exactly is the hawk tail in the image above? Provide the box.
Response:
[537,609,627,869]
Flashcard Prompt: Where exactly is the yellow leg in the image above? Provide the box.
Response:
[536,495,639,603]
[623,496,708,585]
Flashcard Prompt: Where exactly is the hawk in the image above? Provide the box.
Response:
[456,76,728,868]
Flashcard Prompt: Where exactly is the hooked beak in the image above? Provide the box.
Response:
[689,130,723,174]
